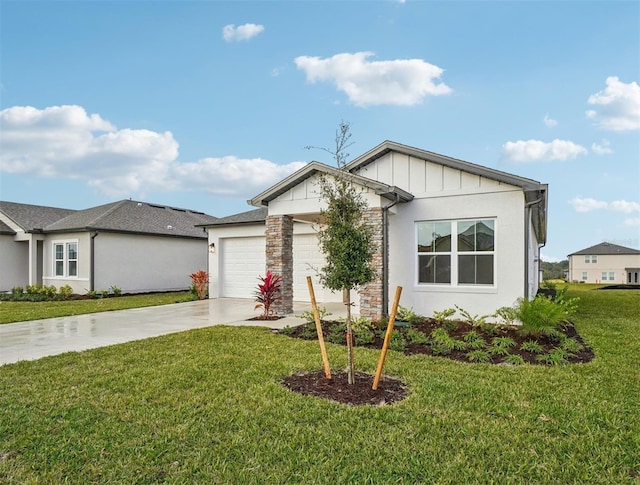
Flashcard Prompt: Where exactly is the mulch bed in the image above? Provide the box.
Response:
[277,318,594,406]
[282,370,409,406]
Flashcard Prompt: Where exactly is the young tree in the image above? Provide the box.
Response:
[307,122,376,384]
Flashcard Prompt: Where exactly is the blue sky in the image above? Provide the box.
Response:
[1,0,638,262]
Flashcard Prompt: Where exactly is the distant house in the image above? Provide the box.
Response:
[201,141,548,320]
[0,200,217,294]
[567,242,640,284]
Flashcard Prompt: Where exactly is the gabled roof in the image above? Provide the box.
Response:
[200,207,268,227]
[45,200,217,239]
[347,140,545,191]
[0,219,16,235]
[249,161,414,208]
[569,242,640,256]
[0,201,76,232]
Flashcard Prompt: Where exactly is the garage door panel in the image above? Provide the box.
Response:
[221,237,266,298]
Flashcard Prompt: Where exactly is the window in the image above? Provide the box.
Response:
[592,255,598,263]
[582,272,588,281]
[584,255,590,263]
[609,272,614,281]
[417,219,494,286]
[601,272,608,281]
[53,241,78,278]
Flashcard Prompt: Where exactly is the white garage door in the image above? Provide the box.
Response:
[293,234,341,303]
[220,236,266,298]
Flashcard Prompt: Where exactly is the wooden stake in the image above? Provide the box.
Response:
[372,286,402,390]
[307,276,331,379]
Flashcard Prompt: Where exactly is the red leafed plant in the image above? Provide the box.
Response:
[254,270,283,318]
[190,270,209,300]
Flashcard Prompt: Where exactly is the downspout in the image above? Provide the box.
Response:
[524,196,543,299]
[90,231,99,292]
[382,194,401,316]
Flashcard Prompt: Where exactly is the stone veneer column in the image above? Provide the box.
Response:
[265,214,294,315]
[359,207,384,321]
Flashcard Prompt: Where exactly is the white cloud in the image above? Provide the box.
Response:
[569,197,609,213]
[586,76,640,131]
[569,197,640,214]
[610,200,640,213]
[294,51,452,107]
[222,23,264,42]
[543,114,558,127]
[501,139,588,163]
[540,253,561,263]
[624,218,640,226]
[0,105,305,198]
[591,139,613,155]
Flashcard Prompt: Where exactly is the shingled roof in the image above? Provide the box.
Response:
[45,200,218,238]
[0,201,76,232]
[569,242,640,256]
[200,207,268,227]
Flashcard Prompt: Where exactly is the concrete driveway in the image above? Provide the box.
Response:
[0,298,347,366]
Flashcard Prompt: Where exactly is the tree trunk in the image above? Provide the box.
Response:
[344,288,355,385]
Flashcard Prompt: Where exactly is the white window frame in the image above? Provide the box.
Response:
[601,272,608,281]
[52,240,79,278]
[609,272,614,281]
[582,272,588,281]
[585,255,590,263]
[416,218,496,288]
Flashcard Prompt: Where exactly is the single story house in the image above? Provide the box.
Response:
[202,141,548,320]
[0,199,217,294]
[567,242,640,284]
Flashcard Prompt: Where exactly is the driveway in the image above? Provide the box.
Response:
[0,298,347,366]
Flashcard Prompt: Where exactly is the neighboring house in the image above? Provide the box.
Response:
[0,200,217,294]
[567,242,640,284]
[202,141,548,320]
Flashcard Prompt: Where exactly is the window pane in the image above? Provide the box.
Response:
[418,255,451,284]
[417,222,451,252]
[609,272,614,280]
[55,244,64,260]
[55,261,64,276]
[68,261,77,277]
[459,255,494,284]
[592,255,598,263]
[68,243,78,260]
[602,272,607,280]
[458,220,494,251]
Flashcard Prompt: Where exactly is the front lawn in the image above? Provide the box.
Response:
[0,291,195,324]
[0,287,638,483]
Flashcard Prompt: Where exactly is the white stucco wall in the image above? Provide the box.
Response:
[92,232,207,293]
[0,235,28,291]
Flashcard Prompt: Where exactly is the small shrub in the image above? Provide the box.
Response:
[254,270,283,317]
[109,285,122,297]
[11,286,24,297]
[429,328,455,355]
[433,307,456,325]
[443,320,459,332]
[504,354,525,366]
[327,322,347,344]
[493,306,518,325]
[388,330,406,352]
[455,305,490,327]
[537,348,569,365]
[516,296,567,337]
[189,270,209,300]
[491,337,516,349]
[58,285,73,299]
[561,338,584,354]
[520,340,545,354]
[279,325,297,336]
[297,307,332,323]
[405,328,429,345]
[354,327,375,346]
[463,331,486,350]
[300,323,320,340]
[86,290,98,299]
[466,350,491,363]
[488,346,511,356]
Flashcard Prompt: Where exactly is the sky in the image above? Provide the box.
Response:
[1,0,638,262]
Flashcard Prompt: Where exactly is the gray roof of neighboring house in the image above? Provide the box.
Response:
[200,207,268,227]
[0,201,77,232]
[569,242,640,256]
[45,200,218,239]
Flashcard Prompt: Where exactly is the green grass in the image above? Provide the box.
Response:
[0,292,195,324]
[1,287,639,483]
